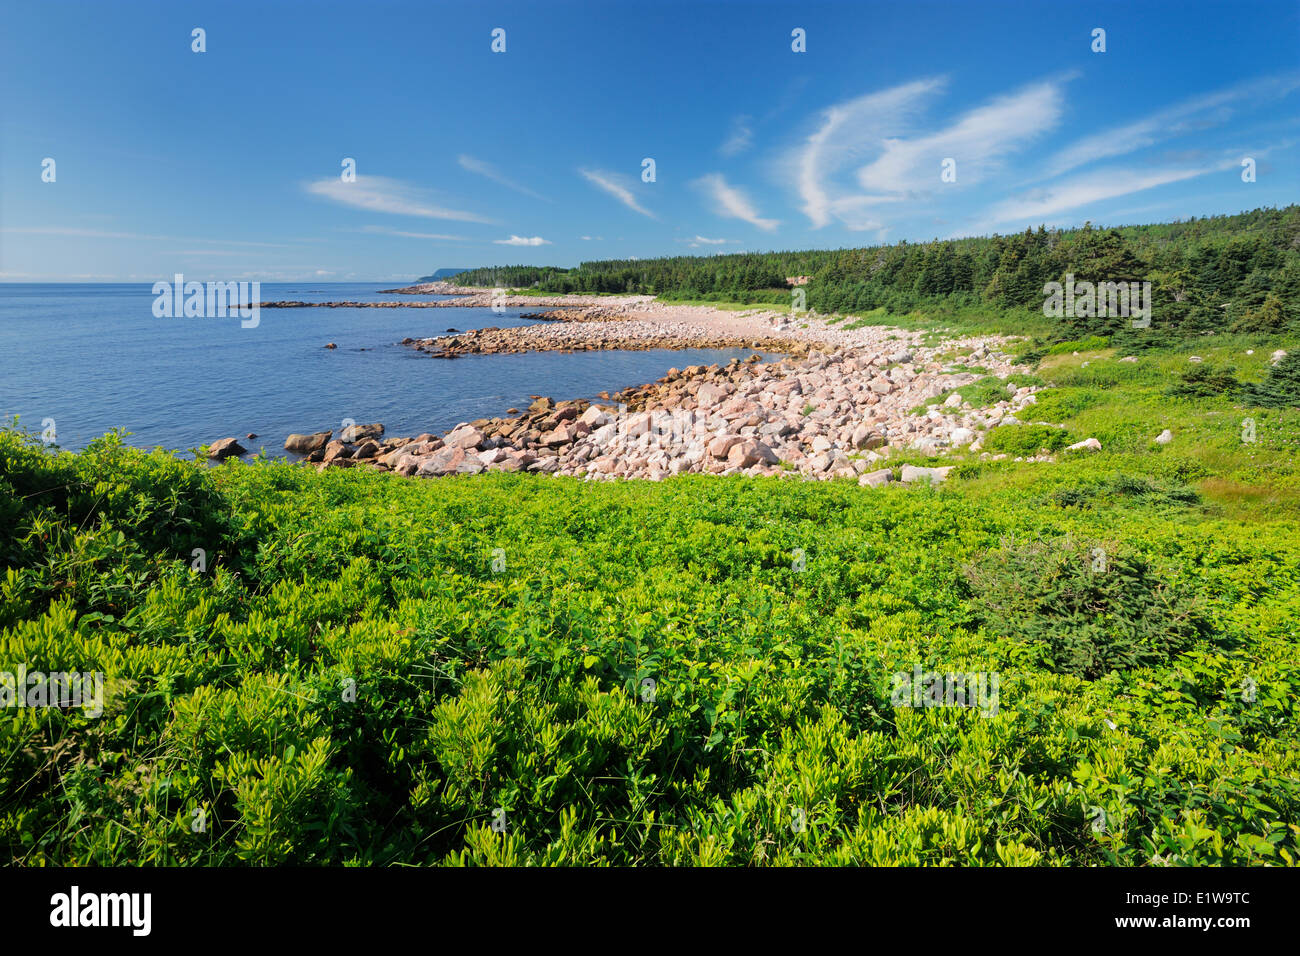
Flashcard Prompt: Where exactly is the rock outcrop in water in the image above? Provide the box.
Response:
[207,437,246,459]
[284,431,332,453]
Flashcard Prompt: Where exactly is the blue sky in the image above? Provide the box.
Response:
[2,0,1298,281]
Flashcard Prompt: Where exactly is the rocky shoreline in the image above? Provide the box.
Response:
[204,286,1076,485]
[210,337,1051,486]
[402,322,806,358]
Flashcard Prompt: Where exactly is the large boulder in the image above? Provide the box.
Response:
[443,424,487,450]
[207,437,246,459]
[623,412,653,438]
[579,405,610,427]
[380,446,412,468]
[850,424,885,450]
[726,439,778,469]
[285,431,332,453]
[528,457,562,474]
[322,440,353,463]
[417,445,484,476]
[900,464,954,485]
[1066,437,1102,453]
[696,382,729,405]
[542,422,576,447]
[340,422,384,443]
[708,434,743,459]
[858,468,893,487]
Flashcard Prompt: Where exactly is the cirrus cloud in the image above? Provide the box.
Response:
[305,175,494,223]
[458,154,550,201]
[579,168,655,218]
[694,174,779,231]
[494,235,551,246]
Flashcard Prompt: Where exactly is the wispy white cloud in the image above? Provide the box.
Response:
[458,155,550,201]
[494,235,551,246]
[358,225,470,240]
[788,78,944,229]
[0,271,121,280]
[981,158,1239,228]
[305,175,493,223]
[720,115,754,156]
[785,77,1068,230]
[579,168,655,218]
[1041,73,1300,179]
[694,174,779,231]
[855,80,1065,192]
[677,235,738,248]
[2,227,290,246]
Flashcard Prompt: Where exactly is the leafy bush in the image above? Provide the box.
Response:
[1166,363,1241,399]
[963,538,1211,680]
[1029,389,1103,422]
[1048,474,1201,509]
[2,425,1298,866]
[1045,336,1110,355]
[983,423,1074,456]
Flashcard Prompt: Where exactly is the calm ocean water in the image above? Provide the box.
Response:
[0,283,767,455]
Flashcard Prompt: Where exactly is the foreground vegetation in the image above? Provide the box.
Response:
[2,330,1299,865]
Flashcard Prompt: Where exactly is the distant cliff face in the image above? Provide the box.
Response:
[416,268,473,282]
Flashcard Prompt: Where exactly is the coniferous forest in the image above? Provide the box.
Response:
[455,205,1299,348]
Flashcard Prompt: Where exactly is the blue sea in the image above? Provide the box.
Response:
[0,283,767,455]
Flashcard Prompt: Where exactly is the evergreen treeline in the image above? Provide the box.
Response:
[450,206,1300,344]
[450,265,574,288]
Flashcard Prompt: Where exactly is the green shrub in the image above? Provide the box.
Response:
[1166,363,1241,399]
[1230,294,1289,334]
[2,424,1298,867]
[1242,351,1300,409]
[1028,389,1103,422]
[963,538,1211,680]
[1048,474,1201,509]
[1012,345,1047,367]
[1045,335,1110,355]
[983,423,1074,456]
